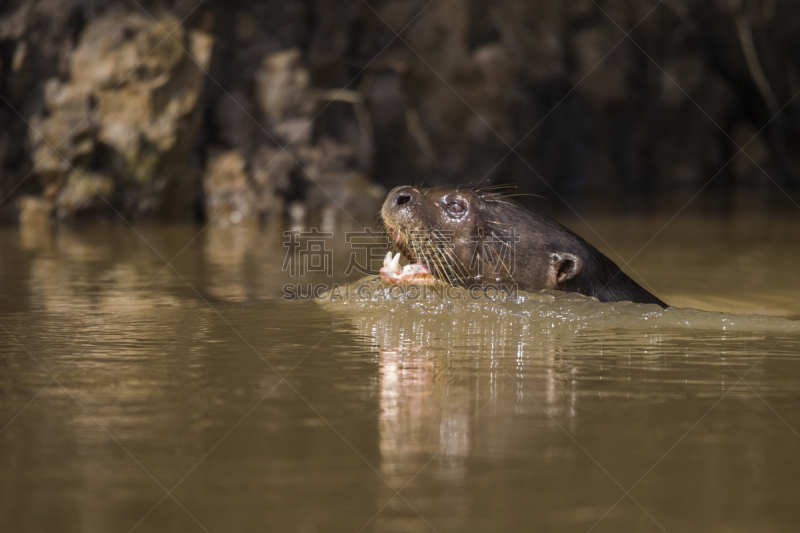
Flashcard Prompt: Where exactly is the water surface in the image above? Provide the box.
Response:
[1,213,800,532]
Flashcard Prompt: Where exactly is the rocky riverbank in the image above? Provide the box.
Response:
[1,0,798,224]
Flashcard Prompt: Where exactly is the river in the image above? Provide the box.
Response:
[1,211,799,532]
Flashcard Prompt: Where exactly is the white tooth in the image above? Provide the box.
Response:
[391,253,402,273]
[384,251,393,267]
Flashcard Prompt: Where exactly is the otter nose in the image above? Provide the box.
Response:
[390,187,418,207]
[395,192,412,206]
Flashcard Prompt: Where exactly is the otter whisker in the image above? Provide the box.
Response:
[434,256,450,284]
[435,239,468,279]
[431,241,454,284]
[442,248,471,285]
[487,227,511,235]
[483,199,521,209]
[425,230,447,282]
[474,184,518,193]
[485,236,513,279]
[426,242,449,284]
[489,193,549,201]
[432,229,466,284]
[466,177,489,190]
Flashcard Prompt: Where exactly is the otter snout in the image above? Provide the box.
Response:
[382,186,423,227]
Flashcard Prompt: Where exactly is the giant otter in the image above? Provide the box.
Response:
[379,185,667,308]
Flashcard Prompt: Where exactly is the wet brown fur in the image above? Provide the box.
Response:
[381,185,668,307]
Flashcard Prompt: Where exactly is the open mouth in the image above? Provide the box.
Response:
[379,225,440,285]
[379,252,439,285]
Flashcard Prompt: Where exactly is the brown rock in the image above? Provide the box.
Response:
[27,11,213,220]
[203,149,253,225]
[255,48,316,145]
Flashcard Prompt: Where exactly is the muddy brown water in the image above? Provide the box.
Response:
[1,212,800,532]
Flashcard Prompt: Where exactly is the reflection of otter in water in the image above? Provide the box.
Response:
[380,185,667,307]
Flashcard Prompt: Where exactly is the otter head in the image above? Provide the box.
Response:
[380,185,584,290]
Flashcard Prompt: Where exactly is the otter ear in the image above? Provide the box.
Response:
[549,253,582,286]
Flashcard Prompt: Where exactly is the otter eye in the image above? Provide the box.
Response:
[446,201,467,217]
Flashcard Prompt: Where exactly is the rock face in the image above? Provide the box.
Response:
[256,49,316,146]
[28,12,212,219]
[1,0,799,223]
[203,45,380,226]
